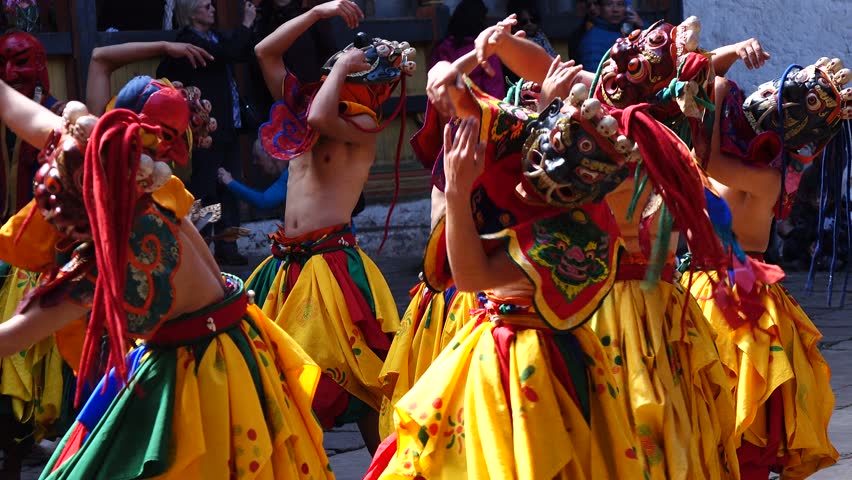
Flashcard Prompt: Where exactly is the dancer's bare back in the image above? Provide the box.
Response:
[705,78,781,253]
[606,180,679,256]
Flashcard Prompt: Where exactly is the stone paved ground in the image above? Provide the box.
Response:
[14,257,852,479]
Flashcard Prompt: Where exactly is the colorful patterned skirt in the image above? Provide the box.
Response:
[378,282,478,438]
[246,224,400,428]
[587,258,740,479]
[40,274,331,479]
[684,269,837,478]
[373,295,648,479]
[0,263,69,440]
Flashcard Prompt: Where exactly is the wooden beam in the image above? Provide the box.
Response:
[34,32,74,56]
[72,0,98,98]
[381,95,428,116]
[329,17,436,48]
[95,30,177,45]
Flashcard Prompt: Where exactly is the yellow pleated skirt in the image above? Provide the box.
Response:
[0,265,66,439]
[685,270,837,478]
[381,314,648,479]
[44,303,332,480]
[588,278,741,479]
[247,248,400,415]
[378,283,479,439]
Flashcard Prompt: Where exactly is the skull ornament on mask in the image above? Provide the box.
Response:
[521,98,633,208]
[743,62,850,164]
[322,32,415,85]
[172,82,216,150]
[0,32,49,100]
[32,130,90,240]
[320,32,417,112]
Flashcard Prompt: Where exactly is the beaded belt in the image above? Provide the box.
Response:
[269,224,356,260]
[472,293,549,330]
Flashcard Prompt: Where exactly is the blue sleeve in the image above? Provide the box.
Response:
[578,27,620,70]
[226,169,288,210]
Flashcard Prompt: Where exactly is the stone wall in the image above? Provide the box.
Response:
[682,0,851,91]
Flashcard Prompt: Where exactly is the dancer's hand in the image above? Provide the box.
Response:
[313,0,364,29]
[334,48,371,74]
[473,15,525,77]
[427,61,466,119]
[539,55,583,111]
[217,168,234,185]
[735,38,770,70]
[443,117,485,198]
[163,42,214,68]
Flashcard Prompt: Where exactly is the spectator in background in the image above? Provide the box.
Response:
[503,1,557,86]
[567,0,599,58]
[430,0,505,100]
[217,140,367,232]
[506,0,556,57]
[242,0,339,133]
[218,139,289,212]
[577,0,643,71]
[157,0,257,265]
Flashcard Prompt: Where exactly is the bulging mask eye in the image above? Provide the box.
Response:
[647,30,667,47]
[550,129,566,153]
[578,137,595,153]
[626,57,649,83]
[45,173,62,194]
[805,91,824,112]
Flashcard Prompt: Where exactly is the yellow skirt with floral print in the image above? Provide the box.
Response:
[685,270,837,478]
[378,283,479,439]
[588,278,740,479]
[381,310,648,480]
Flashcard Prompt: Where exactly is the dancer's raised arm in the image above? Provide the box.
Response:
[711,37,770,76]
[256,0,363,101]
[307,48,377,144]
[0,298,88,357]
[443,118,524,291]
[0,79,61,148]
[87,41,213,115]
[473,16,594,86]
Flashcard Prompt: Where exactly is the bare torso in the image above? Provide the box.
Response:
[283,133,376,237]
[606,180,678,256]
[489,277,536,301]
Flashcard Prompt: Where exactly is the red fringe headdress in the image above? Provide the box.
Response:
[75,109,155,403]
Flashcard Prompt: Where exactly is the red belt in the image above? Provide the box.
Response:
[270,225,356,260]
[148,293,248,347]
[616,253,675,282]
